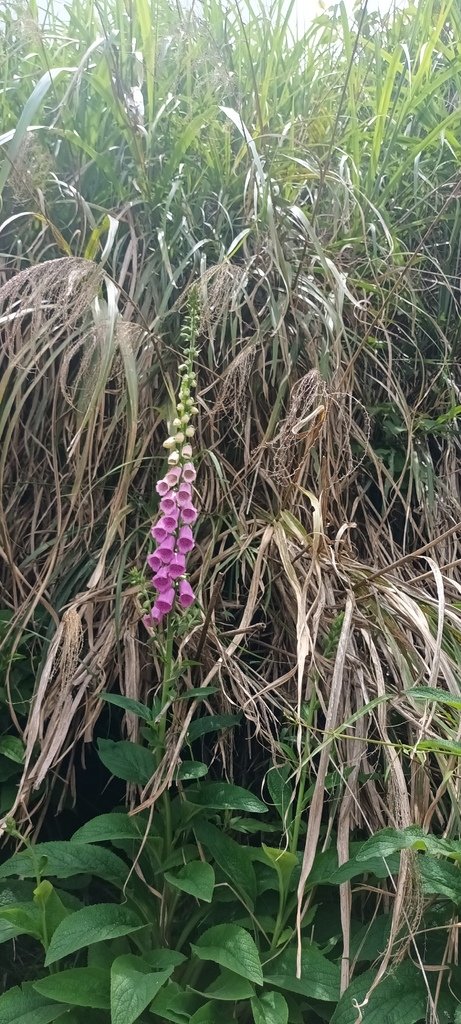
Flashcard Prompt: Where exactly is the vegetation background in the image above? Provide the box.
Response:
[1,0,461,1021]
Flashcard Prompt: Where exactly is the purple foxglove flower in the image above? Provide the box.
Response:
[151,522,169,544]
[177,525,194,553]
[157,536,175,562]
[176,484,192,507]
[161,512,179,532]
[168,553,186,579]
[182,444,193,458]
[156,587,175,615]
[165,467,182,486]
[156,479,170,496]
[160,495,177,515]
[153,568,173,591]
[181,462,196,483]
[178,579,195,608]
[181,503,198,525]
[147,551,162,572]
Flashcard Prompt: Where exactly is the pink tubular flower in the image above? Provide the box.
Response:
[156,587,175,615]
[176,484,192,507]
[177,525,194,553]
[181,503,198,525]
[142,315,200,630]
[147,551,162,572]
[153,568,173,591]
[181,462,196,483]
[156,536,175,562]
[168,553,186,579]
[160,495,177,515]
[178,580,195,608]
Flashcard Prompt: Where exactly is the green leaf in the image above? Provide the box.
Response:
[409,686,461,710]
[44,904,143,966]
[194,820,256,907]
[419,855,461,902]
[0,69,73,198]
[142,949,186,971]
[0,736,24,763]
[266,766,293,828]
[175,687,219,702]
[0,982,69,1024]
[111,956,171,1024]
[97,739,154,784]
[189,1003,233,1024]
[187,715,241,743]
[264,943,340,1002]
[252,991,289,1024]
[176,761,208,781]
[330,961,427,1024]
[33,880,70,937]
[33,969,110,1009]
[260,846,298,896]
[71,812,149,844]
[149,982,202,1023]
[0,904,43,941]
[191,925,263,986]
[200,969,255,1001]
[165,861,215,902]
[99,693,152,722]
[0,841,129,888]
[187,783,267,814]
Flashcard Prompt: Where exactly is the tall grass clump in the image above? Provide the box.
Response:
[1,0,461,1019]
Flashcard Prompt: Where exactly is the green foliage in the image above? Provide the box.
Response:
[2,0,461,1021]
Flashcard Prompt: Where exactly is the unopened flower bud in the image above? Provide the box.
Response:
[172,417,182,429]
[175,431,185,444]
[163,436,176,449]
[185,425,195,438]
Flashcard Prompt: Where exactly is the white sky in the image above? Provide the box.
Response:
[288,1,393,34]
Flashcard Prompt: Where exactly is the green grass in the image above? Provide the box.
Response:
[1,0,461,1009]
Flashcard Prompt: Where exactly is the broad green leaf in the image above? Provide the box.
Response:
[260,846,298,895]
[264,943,340,1002]
[164,861,215,902]
[142,949,186,970]
[0,842,128,888]
[194,820,256,907]
[330,961,427,1024]
[187,715,241,743]
[419,855,461,902]
[0,904,43,941]
[0,982,69,1024]
[99,692,152,722]
[0,736,24,763]
[191,925,263,986]
[176,761,208,781]
[45,904,143,966]
[189,1003,233,1024]
[111,956,171,1024]
[97,739,154,785]
[149,981,202,1023]
[252,991,288,1024]
[200,969,255,1001]
[186,783,267,814]
[71,812,149,844]
[33,880,70,937]
[266,766,293,828]
[33,969,110,1009]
